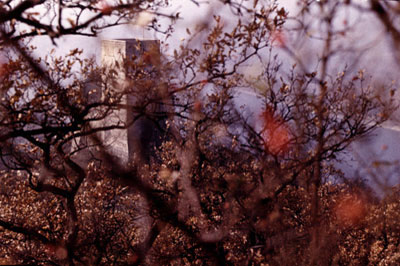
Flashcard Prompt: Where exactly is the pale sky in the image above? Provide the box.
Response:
[28,0,398,80]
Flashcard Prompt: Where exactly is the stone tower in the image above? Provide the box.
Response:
[100,39,163,164]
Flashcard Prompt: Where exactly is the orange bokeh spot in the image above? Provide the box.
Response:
[335,194,366,226]
[193,100,202,113]
[127,253,139,264]
[271,30,286,48]
[261,107,290,155]
[0,64,7,77]
[0,55,9,78]
[97,0,113,15]
[45,243,68,260]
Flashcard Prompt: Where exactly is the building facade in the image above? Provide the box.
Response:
[76,39,165,165]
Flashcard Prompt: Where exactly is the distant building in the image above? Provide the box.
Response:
[77,39,166,165]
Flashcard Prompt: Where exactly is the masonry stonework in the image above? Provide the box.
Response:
[100,39,161,164]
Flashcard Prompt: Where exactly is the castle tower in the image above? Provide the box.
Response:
[100,39,163,164]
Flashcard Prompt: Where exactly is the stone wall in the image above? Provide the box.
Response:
[100,39,161,164]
